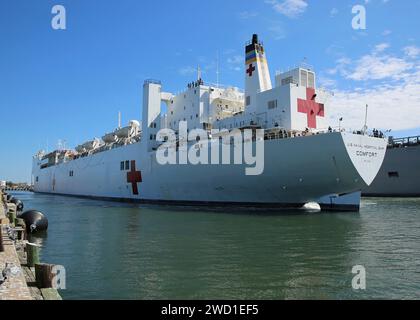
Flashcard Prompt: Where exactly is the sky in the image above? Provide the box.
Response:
[0,0,419,182]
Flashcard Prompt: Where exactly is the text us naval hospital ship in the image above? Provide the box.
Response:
[32,34,387,211]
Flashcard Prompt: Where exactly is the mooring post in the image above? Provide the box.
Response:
[9,212,16,227]
[27,242,40,267]
[35,263,56,288]
[15,217,25,227]
[7,206,17,227]
[14,218,27,240]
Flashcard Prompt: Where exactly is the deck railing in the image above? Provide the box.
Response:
[389,135,420,148]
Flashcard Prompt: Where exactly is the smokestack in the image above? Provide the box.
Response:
[252,34,258,44]
[244,34,272,111]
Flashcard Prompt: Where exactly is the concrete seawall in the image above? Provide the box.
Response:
[0,191,33,300]
[0,190,61,300]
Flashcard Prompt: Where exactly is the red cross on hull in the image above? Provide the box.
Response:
[127,160,142,195]
[297,88,325,129]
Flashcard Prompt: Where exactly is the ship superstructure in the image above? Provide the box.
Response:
[32,34,387,211]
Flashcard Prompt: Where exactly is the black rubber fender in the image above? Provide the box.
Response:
[10,198,24,211]
[19,210,49,233]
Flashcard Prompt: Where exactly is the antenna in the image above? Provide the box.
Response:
[197,65,201,80]
[216,51,220,88]
[363,104,368,135]
[118,111,121,128]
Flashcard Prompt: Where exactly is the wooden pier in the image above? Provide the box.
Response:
[0,191,61,300]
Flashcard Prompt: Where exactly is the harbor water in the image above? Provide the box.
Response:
[11,191,420,299]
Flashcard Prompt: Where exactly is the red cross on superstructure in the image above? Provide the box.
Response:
[297,88,325,129]
[246,63,256,77]
[127,160,142,195]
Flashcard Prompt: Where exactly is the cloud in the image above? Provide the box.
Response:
[326,57,351,78]
[324,44,420,131]
[403,46,420,58]
[268,24,287,40]
[382,29,392,36]
[266,0,308,18]
[237,11,258,19]
[227,55,243,71]
[223,49,236,55]
[325,44,345,57]
[330,79,420,131]
[227,55,242,65]
[330,8,338,17]
[373,43,390,53]
[318,76,337,88]
[347,55,412,81]
[178,66,196,76]
[328,44,413,81]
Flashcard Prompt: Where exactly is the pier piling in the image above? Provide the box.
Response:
[26,243,40,268]
[35,263,56,289]
[6,204,17,227]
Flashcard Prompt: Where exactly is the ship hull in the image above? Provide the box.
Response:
[362,144,420,197]
[32,132,387,211]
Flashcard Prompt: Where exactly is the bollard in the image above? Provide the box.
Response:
[7,203,17,223]
[35,263,55,288]
[8,210,16,227]
[15,218,26,228]
[26,243,40,267]
[14,218,27,240]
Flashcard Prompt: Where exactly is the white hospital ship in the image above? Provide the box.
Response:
[32,34,387,211]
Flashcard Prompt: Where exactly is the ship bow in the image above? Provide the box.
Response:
[341,132,387,186]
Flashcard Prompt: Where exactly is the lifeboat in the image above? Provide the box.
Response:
[76,138,102,153]
[114,120,140,139]
[102,132,118,143]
